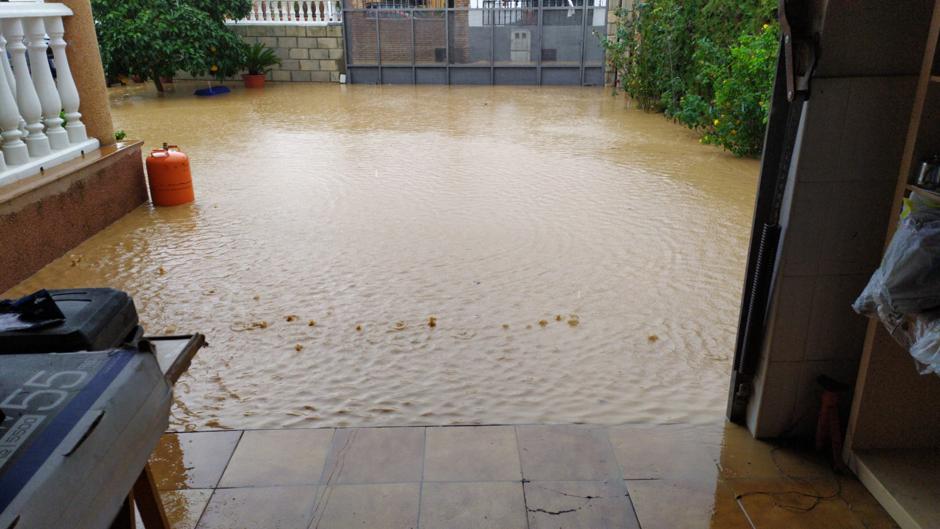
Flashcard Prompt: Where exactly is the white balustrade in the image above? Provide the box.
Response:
[0,33,15,97]
[26,17,68,150]
[0,2,100,186]
[4,18,49,158]
[47,15,86,143]
[231,0,342,25]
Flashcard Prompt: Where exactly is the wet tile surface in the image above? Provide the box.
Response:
[196,486,318,529]
[525,480,640,529]
[322,427,425,484]
[151,431,242,490]
[609,426,719,483]
[146,489,213,529]
[151,423,898,529]
[219,428,334,487]
[423,426,521,482]
[626,478,751,529]
[419,482,527,529]
[516,426,620,481]
[310,483,420,529]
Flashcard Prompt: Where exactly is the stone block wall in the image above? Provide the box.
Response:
[176,24,346,83]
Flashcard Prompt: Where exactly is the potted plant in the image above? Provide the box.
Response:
[242,42,280,89]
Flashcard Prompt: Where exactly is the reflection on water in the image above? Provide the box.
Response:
[7,82,758,430]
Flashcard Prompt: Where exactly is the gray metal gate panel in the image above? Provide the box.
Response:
[382,67,416,84]
[541,67,580,85]
[450,67,492,84]
[341,0,607,86]
[416,68,448,84]
[493,67,537,84]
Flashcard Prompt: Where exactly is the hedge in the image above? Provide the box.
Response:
[602,0,779,156]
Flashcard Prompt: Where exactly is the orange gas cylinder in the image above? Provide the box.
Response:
[146,144,195,206]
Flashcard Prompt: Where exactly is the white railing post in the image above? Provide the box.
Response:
[250,0,261,21]
[2,18,50,158]
[0,32,15,97]
[273,0,282,21]
[0,38,29,166]
[46,15,87,143]
[25,16,69,150]
[317,0,325,22]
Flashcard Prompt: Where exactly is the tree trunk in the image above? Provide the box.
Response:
[152,73,164,93]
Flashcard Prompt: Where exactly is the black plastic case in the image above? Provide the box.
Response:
[0,289,140,353]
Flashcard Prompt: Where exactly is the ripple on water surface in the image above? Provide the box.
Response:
[7,84,758,430]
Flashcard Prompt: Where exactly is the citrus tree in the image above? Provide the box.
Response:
[92,0,252,92]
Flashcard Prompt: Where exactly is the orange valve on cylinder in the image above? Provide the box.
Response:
[146,143,195,206]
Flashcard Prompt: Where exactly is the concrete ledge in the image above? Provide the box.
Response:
[0,140,148,292]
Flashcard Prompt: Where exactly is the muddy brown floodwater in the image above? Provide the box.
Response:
[7,83,759,431]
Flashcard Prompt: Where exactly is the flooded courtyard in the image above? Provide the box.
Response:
[6,83,758,431]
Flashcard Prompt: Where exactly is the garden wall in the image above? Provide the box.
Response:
[176,24,346,83]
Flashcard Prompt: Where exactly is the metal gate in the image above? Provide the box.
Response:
[342,0,608,85]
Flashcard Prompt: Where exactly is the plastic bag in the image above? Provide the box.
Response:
[910,316,940,375]
[854,193,940,375]
[854,193,940,319]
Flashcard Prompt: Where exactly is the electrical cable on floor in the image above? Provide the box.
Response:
[733,447,843,514]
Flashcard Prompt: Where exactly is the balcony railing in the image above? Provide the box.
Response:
[0,1,99,186]
[228,0,343,25]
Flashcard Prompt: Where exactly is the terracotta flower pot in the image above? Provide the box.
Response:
[243,74,266,89]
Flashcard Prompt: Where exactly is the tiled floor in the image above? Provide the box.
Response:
[148,422,899,529]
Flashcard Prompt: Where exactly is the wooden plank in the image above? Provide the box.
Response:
[132,464,170,529]
[109,494,136,529]
[145,333,206,385]
[854,448,940,529]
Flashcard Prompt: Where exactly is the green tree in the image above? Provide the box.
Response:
[92,0,251,92]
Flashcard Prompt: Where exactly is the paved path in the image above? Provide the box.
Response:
[149,422,897,529]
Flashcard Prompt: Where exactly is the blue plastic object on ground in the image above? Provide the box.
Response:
[194,85,230,97]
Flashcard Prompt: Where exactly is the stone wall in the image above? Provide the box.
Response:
[176,24,346,83]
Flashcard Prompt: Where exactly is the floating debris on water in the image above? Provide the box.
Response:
[428,316,437,328]
[308,319,316,327]
[253,295,260,301]
[393,321,407,331]
[538,319,548,327]
[158,266,166,275]
[555,314,563,321]
[286,314,298,322]
[567,315,580,327]
[231,320,271,332]
[294,344,304,352]
[648,334,659,343]
[502,323,510,329]
[356,324,362,332]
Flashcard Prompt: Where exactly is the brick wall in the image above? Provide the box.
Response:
[176,24,346,83]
